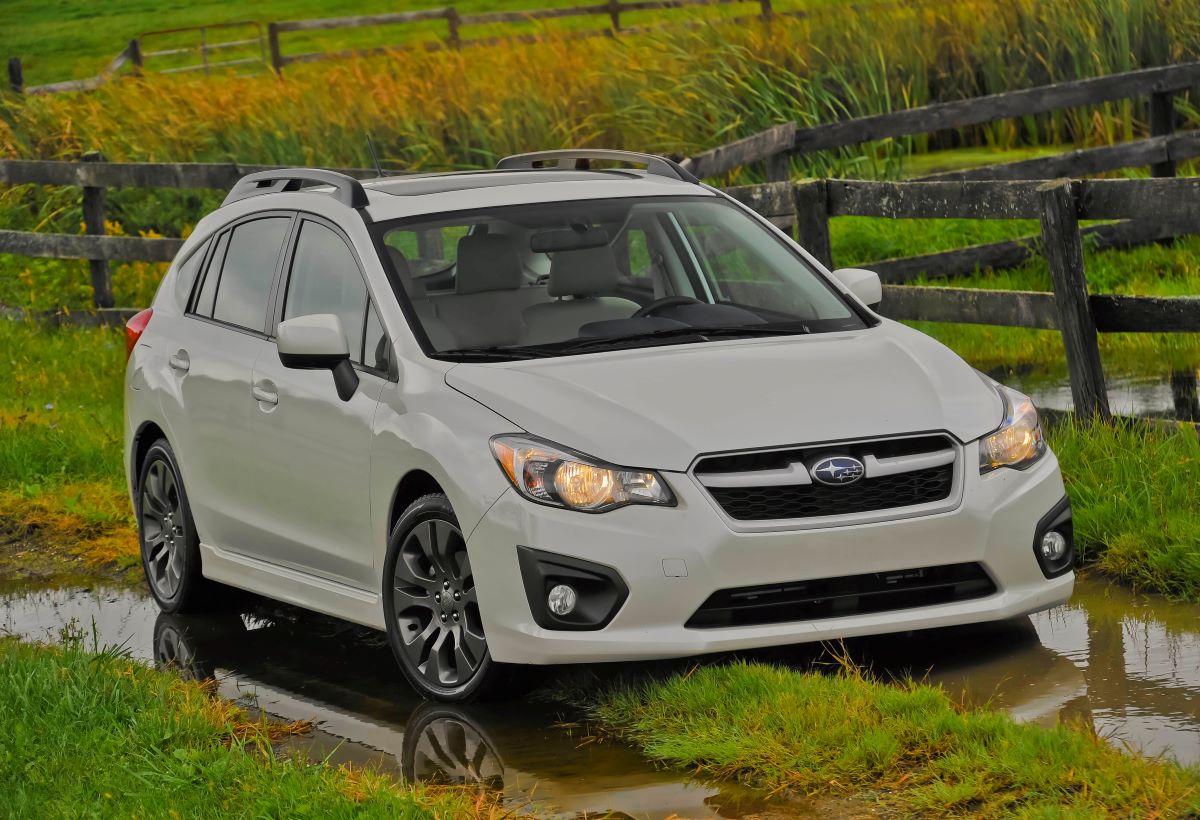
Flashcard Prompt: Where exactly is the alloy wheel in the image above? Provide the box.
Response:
[140,458,186,600]
[392,518,487,689]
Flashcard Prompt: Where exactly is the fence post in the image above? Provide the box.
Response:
[793,179,832,269]
[1149,91,1176,178]
[1037,179,1109,420]
[1170,370,1199,422]
[7,57,21,94]
[267,23,283,74]
[417,230,444,261]
[80,152,114,309]
[127,39,142,76]
[446,7,461,49]
[608,0,621,32]
[759,0,773,19]
[765,151,789,183]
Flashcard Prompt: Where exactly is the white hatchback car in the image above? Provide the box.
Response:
[124,150,1074,701]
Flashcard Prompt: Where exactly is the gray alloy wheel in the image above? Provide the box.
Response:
[141,459,186,600]
[384,494,504,701]
[401,703,505,791]
[136,439,211,613]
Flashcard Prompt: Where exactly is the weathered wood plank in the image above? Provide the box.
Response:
[793,179,832,268]
[681,122,796,179]
[0,231,184,262]
[458,4,608,24]
[868,218,1200,284]
[1039,179,1109,419]
[1091,295,1200,333]
[878,285,1059,328]
[915,132,1200,182]
[1149,91,1177,178]
[1079,178,1200,221]
[828,180,1047,219]
[0,160,381,189]
[275,8,450,33]
[723,181,795,217]
[81,152,113,308]
[791,62,1200,155]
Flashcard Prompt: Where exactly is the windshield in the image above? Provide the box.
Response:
[377,196,869,360]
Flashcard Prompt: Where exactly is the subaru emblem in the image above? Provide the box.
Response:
[810,456,865,486]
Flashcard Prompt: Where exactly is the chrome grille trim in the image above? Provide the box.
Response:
[689,433,964,532]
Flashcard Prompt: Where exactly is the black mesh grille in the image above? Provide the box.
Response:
[686,563,995,629]
[708,463,953,521]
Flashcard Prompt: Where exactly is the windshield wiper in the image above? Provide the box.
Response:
[436,346,553,361]
[553,324,810,353]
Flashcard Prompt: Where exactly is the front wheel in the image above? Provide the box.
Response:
[383,493,508,702]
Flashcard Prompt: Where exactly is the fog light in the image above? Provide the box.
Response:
[547,584,577,616]
[1041,530,1067,561]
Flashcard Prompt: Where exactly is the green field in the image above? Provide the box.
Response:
[1,0,841,87]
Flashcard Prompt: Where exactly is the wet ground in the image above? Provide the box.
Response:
[998,366,1200,423]
[3,576,1197,818]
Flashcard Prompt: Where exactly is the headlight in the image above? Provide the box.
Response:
[979,384,1047,473]
[490,435,674,512]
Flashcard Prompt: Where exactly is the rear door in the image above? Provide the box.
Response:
[242,216,388,589]
[171,212,295,554]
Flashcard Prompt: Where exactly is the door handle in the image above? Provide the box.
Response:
[252,380,279,406]
[168,350,190,373]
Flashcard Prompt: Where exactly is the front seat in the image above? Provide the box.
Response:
[521,245,639,345]
[431,233,542,348]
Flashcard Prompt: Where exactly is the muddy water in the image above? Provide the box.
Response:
[3,577,1198,817]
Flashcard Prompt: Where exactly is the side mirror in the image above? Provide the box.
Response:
[277,314,359,401]
[831,268,882,310]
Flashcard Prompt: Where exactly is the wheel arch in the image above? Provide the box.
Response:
[388,469,447,536]
[131,420,168,492]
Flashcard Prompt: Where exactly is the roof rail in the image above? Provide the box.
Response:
[222,168,369,209]
[495,149,700,184]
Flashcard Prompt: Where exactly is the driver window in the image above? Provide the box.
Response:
[282,220,369,364]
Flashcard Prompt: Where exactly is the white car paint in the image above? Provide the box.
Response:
[125,160,1074,676]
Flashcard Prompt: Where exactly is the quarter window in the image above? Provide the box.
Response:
[210,216,291,332]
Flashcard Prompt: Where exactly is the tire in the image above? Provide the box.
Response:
[400,702,505,791]
[382,493,508,702]
[136,438,212,613]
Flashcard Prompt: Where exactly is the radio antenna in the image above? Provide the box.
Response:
[365,135,386,178]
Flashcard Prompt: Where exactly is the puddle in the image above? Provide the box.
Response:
[993,366,1200,422]
[3,576,1198,816]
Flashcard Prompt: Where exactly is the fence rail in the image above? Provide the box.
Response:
[2,155,1198,418]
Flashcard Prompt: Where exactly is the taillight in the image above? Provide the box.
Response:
[125,308,153,360]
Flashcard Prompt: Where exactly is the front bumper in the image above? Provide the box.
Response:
[467,443,1073,665]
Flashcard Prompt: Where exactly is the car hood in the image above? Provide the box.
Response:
[445,322,1004,472]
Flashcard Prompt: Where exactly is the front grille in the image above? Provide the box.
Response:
[695,434,957,522]
[709,464,953,521]
[685,562,995,629]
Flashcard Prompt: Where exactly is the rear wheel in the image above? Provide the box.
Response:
[137,438,211,613]
[383,494,507,701]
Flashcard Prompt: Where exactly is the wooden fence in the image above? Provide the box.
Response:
[693,61,1200,184]
[2,155,1199,419]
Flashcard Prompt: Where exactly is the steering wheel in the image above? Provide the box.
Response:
[633,295,701,319]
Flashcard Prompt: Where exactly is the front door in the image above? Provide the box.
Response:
[243,217,386,589]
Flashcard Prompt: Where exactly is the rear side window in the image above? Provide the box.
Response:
[203,217,291,332]
[282,220,368,365]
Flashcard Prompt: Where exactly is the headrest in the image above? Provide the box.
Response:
[548,244,619,298]
[455,233,525,295]
[385,246,425,298]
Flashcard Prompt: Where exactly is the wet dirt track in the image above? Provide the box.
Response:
[3,575,1197,818]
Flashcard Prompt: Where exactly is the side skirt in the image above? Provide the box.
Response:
[200,542,386,630]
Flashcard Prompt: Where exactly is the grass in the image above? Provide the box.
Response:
[1052,417,1200,600]
[582,661,1200,817]
[0,633,501,818]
